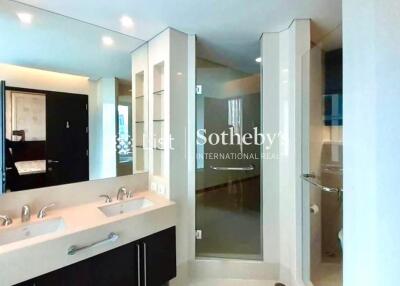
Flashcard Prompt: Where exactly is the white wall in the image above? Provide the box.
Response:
[89,77,117,180]
[146,29,192,284]
[261,19,310,286]
[343,0,400,285]
[169,28,190,282]
[261,31,281,269]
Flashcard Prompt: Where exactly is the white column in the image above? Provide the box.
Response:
[343,0,400,285]
[261,19,310,285]
[89,77,117,179]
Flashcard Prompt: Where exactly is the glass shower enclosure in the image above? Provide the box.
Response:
[195,57,262,260]
[301,26,343,286]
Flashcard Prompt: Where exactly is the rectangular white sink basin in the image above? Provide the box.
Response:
[99,198,154,217]
[0,217,65,246]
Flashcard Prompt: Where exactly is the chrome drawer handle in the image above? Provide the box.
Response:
[67,232,119,255]
[210,164,254,171]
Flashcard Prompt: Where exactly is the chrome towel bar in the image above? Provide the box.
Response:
[210,165,254,171]
[67,232,119,255]
[301,174,342,193]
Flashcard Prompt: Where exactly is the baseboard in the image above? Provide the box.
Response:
[171,260,311,286]
[191,258,279,281]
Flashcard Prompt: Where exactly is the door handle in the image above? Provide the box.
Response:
[301,174,341,193]
[137,244,141,286]
[143,242,147,286]
[210,164,254,171]
[47,160,60,164]
[67,232,119,255]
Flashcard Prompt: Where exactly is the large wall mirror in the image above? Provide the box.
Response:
[0,1,148,193]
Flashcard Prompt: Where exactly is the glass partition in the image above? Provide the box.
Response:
[301,25,343,286]
[195,57,262,260]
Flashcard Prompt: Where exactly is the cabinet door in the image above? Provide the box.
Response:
[33,258,92,286]
[143,227,176,286]
[33,242,139,286]
[86,241,139,286]
[13,279,35,286]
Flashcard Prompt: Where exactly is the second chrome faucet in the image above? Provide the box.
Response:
[117,187,134,201]
[37,203,56,219]
[100,187,133,203]
[21,205,31,223]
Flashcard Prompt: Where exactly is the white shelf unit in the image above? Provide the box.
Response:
[147,28,189,198]
[132,44,149,172]
[151,62,166,177]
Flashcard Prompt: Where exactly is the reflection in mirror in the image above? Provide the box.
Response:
[0,1,147,193]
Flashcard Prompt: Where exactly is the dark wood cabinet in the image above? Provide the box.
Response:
[14,227,176,286]
[143,227,176,286]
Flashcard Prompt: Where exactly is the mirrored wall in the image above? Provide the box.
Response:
[0,1,148,193]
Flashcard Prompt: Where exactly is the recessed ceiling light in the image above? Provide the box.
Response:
[120,15,134,28]
[255,57,262,63]
[177,72,183,76]
[102,36,114,46]
[17,12,33,24]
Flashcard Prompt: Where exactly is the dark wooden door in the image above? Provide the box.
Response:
[46,92,88,186]
[143,227,176,286]
[0,81,5,193]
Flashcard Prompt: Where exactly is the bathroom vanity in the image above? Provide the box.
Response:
[0,191,177,286]
[16,227,176,286]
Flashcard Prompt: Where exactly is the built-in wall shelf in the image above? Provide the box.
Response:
[132,45,149,173]
[138,28,189,199]
[150,61,166,178]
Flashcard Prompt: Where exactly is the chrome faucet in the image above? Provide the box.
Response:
[99,194,112,203]
[0,215,13,226]
[37,203,55,219]
[127,190,133,198]
[117,187,127,201]
[21,205,31,223]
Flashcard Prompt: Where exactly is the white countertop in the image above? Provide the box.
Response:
[0,191,176,285]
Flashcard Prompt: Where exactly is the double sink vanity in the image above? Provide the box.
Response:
[0,188,177,286]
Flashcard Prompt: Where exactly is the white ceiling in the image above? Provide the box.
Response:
[0,1,143,80]
[13,0,342,74]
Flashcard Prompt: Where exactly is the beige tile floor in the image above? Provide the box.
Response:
[190,279,278,286]
[313,262,342,286]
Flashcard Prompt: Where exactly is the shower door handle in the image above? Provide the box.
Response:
[301,173,341,193]
[210,164,254,171]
